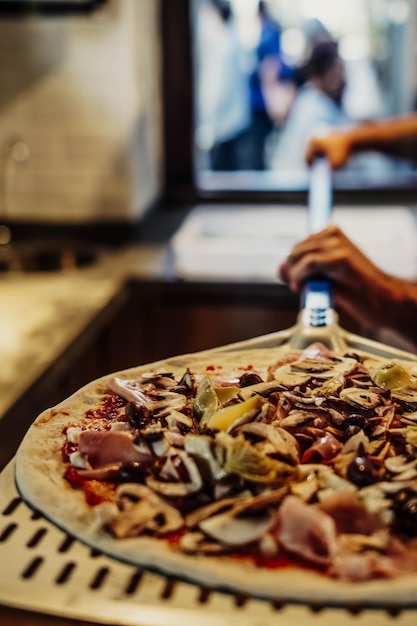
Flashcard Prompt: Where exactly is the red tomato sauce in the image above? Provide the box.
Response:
[64,466,117,505]
[85,394,127,421]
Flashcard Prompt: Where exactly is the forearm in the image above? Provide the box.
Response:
[348,115,417,161]
[371,275,417,351]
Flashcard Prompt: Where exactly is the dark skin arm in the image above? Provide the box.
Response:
[279,224,417,351]
[305,114,417,168]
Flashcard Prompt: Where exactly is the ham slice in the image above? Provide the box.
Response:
[319,489,382,535]
[301,431,343,464]
[275,495,338,567]
[78,430,152,469]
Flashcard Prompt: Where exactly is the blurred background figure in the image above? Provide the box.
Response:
[195,0,251,171]
[271,39,349,172]
[245,0,296,170]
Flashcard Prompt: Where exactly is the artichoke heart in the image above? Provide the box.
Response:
[193,376,219,430]
[214,385,240,405]
[370,361,417,391]
[216,433,297,484]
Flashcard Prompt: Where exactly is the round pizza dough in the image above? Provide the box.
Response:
[14,346,417,610]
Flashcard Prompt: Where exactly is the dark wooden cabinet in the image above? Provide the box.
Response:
[107,279,301,367]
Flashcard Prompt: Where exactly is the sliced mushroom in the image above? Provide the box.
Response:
[348,374,375,389]
[146,450,203,497]
[238,381,283,400]
[185,488,286,536]
[341,429,370,454]
[391,388,417,409]
[109,483,184,538]
[108,377,187,414]
[384,455,417,474]
[179,531,230,554]
[289,356,358,380]
[279,409,317,428]
[271,365,311,388]
[401,411,417,423]
[281,391,324,407]
[339,387,382,410]
[198,508,275,546]
[190,488,288,546]
[140,372,178,389]
[312,376,345,398]
[238,422,300,465]
[383,455,417,481]
[165,409,196,434]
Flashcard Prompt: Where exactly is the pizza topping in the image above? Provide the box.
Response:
[125,402,152,429]
[59,345,417,581]
[346,453,381,487]
[239,372,264,387]
[301,431,343,464]
[206,394,265,432]
[184,434,227,482]
[179,531,231,554]
[339,387,383,410]
[146,450,203,496]
[370,360,417,391]
[107,376,188,414]
[183,489,287,550]
[275,495,338,567]
[198,508,275,547]
[271,366,312,388]
[238,422,300,465]
[108,483,184,538]
[193,375,219,430]
[216,432,297,484]
[78,430,153,468]
[391,387,417,410]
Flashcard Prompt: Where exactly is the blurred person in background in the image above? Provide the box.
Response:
[279,113,417,352]
[195,0,251,171]
[245,0,296,170]
[271,39,348,172]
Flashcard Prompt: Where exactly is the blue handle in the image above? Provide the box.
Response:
[303,157,333,326]
[302,278,333,327]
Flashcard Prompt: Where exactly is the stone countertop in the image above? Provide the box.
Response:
[0,243,169,420]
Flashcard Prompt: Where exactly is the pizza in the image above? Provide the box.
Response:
[14,341,417,607]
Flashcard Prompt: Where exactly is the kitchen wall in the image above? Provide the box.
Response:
[0,0,162,224]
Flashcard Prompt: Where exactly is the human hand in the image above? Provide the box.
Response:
[279,224,403,335]
[305,129,353,169]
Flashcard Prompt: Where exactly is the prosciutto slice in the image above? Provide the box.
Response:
[275,495,338,567]
[319,489,382,535]
[301,431,343,464]
[78,430,152,469]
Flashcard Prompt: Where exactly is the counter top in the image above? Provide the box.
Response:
[0,243,169,421]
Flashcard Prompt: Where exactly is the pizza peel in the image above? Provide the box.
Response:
[286,156,348,353]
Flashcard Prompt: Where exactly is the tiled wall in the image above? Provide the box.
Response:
[0,0,162,224]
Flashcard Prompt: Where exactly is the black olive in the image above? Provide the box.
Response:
[393,491,417,537]
[239,372,263,387]
[343,413,372,439]
[117,461,145,483]
[125,402,152,429]
[347,455,379,487]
